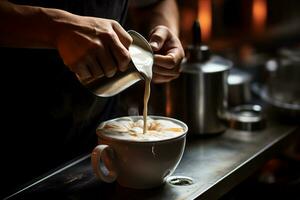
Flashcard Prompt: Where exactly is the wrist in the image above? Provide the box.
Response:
[41,8,79,48]
[146,1,179,37]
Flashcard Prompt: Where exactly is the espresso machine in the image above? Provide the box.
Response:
[166,20,232,135]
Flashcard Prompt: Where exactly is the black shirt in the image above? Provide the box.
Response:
[1,0,128,197]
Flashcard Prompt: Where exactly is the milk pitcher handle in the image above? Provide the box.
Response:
[91,145,118,183]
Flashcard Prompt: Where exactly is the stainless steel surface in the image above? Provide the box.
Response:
[82,30,153,97]
[226,104,266,131]
[227,68,252,107]
[5,120,299,200]
[252,83,300,119]
[263,47,300,110]
[181,55,232,135]
[166,21,232,135]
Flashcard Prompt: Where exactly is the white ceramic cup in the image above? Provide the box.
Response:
[91,116,188,189]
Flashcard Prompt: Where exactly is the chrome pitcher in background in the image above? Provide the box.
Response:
[166,21,232,135]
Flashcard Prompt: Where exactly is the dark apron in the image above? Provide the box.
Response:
[1,0,128,196]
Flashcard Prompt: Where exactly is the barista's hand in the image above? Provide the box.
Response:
[56,16,132,82]
[149,25,184,83]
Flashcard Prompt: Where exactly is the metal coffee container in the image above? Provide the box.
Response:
[227,68,252,107]
[166,21,232,135]
[82,30,153,97]
[182,52,231,135]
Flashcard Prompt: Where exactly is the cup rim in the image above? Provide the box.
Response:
[96,115,188,143]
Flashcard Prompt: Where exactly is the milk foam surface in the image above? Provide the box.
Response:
[98,117,185,141]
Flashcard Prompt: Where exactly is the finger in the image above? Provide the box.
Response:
[96,48,118,78]
[112,21,133,48]
[152,72,179,84]
[108,35,131,72]
[154,53,182,69]
[149,26,170,51]
[70,62,92,82]
[153,64,180,76]
[85,55,104,78]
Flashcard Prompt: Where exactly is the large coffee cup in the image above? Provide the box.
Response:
[91,116,188,189]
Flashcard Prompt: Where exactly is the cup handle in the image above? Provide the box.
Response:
[91,144,118,183]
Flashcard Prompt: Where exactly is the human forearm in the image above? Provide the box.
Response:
[146,0,179,36]
[0,0,78,48]
[129,0,179,37]
[0,0,133,81]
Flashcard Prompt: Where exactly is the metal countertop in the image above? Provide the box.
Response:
[5,121,299,200]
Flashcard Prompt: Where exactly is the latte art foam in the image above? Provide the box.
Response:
[98,117,185,141]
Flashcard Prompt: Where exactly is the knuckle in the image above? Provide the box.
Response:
[178,57,184,65]
[101,29,116,40]
[118,48,130,61]
[106,30,115,39]
[169,57,177,66]
[127,35,133,44]
[110,19,119,26]
[122,50,131,61]
[106,68,117,77]
[181,51,185,58]
[118,51,131,70]
[152,25,167,32]
[156,25,168,30]
[171,60,177,66]
[110,20,123,32]
[151,34,163,42]
[179,47,185,58]
[89,39,103,50]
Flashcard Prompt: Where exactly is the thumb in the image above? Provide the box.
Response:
[149,27,169,51]
[149,40,160,51]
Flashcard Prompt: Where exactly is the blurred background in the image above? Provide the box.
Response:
[178,0,300,51]
[122,0,300,199]
[178,1,300,199]
[123,0,300,119]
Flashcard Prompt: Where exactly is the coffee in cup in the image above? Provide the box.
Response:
[91,116,188,189]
